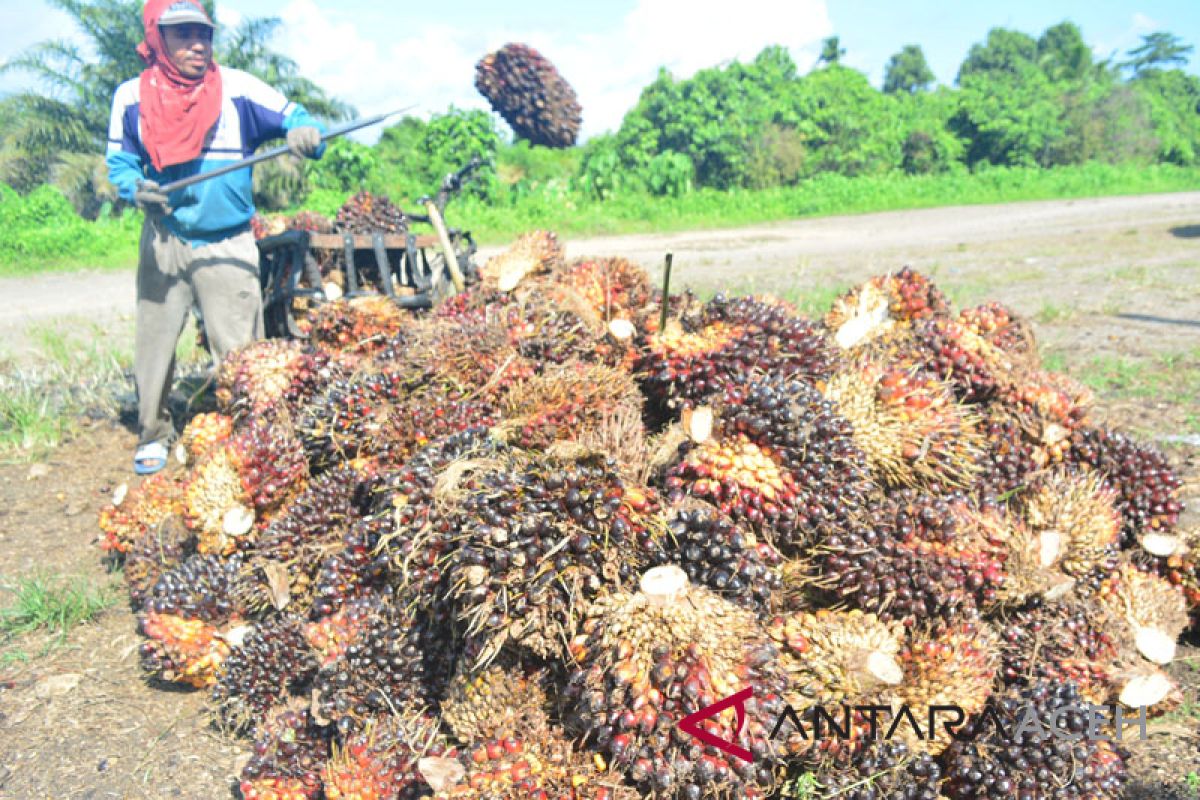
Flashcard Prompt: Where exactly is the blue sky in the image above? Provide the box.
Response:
[2,0,1197,141]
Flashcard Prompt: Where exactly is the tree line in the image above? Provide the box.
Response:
[1,4,1196,217]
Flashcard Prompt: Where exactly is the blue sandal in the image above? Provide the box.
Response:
[133,441,169,475]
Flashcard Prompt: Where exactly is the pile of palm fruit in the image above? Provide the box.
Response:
[100,231,1199,800]
[475,44,582,148]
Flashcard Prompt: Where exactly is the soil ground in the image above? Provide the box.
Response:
[1,193,1198,798]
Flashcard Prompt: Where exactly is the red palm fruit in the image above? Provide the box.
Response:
[907,317,1017,403]
[177,412,234,465]
[825,267,951,349]
[98,469,187,554]
[138,610,236,688]
[309,296,415,354]
[957,301,1037,363]
[185,416,309,555]
[998,370,1093,462]
[216,339,339,417]
[553,256,654,326]
[325,716,451,800]
[497,362,644,452]
[124,514,195,609]
[1065,424,1184,546]
[335,190,407,235]
[662,374,875,553]
[894,621,998,755]
[823,359,984,491]
[240,709,331,800]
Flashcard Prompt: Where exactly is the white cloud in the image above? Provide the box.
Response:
[1131,12,1159,32]
[0,5,86,96]
[273,0,832,141]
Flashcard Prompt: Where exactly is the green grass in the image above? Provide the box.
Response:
[1068,350,1200,406]
[6,161,1200,277]
[1035,301,1076,324]
[0,572,118,654]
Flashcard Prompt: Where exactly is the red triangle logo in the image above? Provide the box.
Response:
[677,686,755,763]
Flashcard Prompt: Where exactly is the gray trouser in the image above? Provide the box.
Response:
[135,218,263,446]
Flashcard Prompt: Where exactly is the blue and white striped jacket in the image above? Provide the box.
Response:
[106,66,326,246]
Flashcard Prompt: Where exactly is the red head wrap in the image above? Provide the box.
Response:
[136,0,223,171]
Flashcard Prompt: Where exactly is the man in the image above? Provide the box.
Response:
[107,0,326,474]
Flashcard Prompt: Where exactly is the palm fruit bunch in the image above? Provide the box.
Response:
[481,229,565,293]
[474,43,582,148]
[215,340,340,418]
[312,603,457,736]
[825,267,951,349]
[823,358,984,491]
[1065,425,1184,546]
[638,294,835,414]
[138,553,247,687]
[441,665,545,743]
[818,497,1006,623]
[335,190,408,235]
[438,452,664,664]
[941,681,1128,799]
[566,566,788,798]
[240,709,332,800]
[234,463,368,616]
[1018,469,1121,583]
[426,726,635,800]
[295,367,414,469]
[99,244,1197,800]
[993,595,1183,716]
[803,740,943,799]
[213,614,319,731]
[651,503,782,611]
[1134,525,1200,612]
[324,716,452,800]
[994,370,1093,465]
[1093,561,1189,666]
[957,301,1037,363]
[395,315,537,401]
[905,317,1018,403]
[308,295,415,354]
[361,429,503,604]
[894,622,998,756]
[176,412,235,465]
[98,469,188,554]
[289,210,333,234]
[974,407,1046,499]
[184,415,309,555]
[768,608,904,713]
[554,256,654,327]
[496,362,643,452]
[124,514,195,608]
[662,373,875,552]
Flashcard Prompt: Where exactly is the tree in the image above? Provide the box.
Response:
[883,45,935,94]
[957,28,1038,83]
[815,36,846,68]
[1121,32,1194,76]
[1037,21,1093,82]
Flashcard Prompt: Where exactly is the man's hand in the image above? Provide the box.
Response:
[287,126,322,159]
[134,179,170,218]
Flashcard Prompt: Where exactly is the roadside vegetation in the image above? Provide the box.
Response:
[0,571,119,662]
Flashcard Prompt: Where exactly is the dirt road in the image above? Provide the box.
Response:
[4,191,1199,358]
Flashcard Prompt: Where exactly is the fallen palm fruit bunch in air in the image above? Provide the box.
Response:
[100,232,1197,799]
[475,43,583,148]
